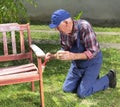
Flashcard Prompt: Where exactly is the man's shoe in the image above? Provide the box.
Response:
[107,70,116,88]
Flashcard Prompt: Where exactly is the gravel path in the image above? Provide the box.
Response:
[31,30,120,49]
[32,40,120,49]
[31,30,120,35]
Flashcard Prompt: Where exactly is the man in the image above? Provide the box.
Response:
[45,9,116,98]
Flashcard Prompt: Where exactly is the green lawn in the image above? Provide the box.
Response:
[30,24,120,32]
[30,32,120,43]
[30,25,120,43]
[0,44,120,107]
[0,25,120,107]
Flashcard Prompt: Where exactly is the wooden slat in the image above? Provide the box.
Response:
[26,23,32,45]
[0,71,39,86]
[20,30,25,53]
[2,32,8,55]
[19,24,28,31]
[0,63,38,76]
[0,23,19,32]
[0,52,31,62]
[0,63,35,71]
[11,31,17,54]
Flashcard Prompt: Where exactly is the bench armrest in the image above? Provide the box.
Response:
[30,44,45,58]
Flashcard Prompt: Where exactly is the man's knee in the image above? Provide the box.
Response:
[77,91,86,98]
[62,85,72,92]
[63,85,77,93]
[77,88,92,98]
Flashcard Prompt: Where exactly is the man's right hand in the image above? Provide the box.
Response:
[45,52,57,60]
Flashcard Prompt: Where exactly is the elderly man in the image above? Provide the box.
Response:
[45,9,116,98]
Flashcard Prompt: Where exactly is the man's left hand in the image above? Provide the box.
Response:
[56,50,74,60]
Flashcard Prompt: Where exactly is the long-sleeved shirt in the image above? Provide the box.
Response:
[60,19,100,59]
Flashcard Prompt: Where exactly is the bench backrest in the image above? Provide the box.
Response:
[0,23,32,62]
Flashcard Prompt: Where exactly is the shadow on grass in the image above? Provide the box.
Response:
[89,87,120,107]
[0,85,120,107]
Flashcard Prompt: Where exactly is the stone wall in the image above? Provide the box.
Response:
[24,0,120,26]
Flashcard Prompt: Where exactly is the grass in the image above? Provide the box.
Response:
[30,25,50,30]
[31,32,59,40]
[30,24,120,32]
[93,27,120,32]
[0,25,120,107]
[96,34,120,43]
[30,32,120,43]
[30,25,120,43]
[0,44,120,107]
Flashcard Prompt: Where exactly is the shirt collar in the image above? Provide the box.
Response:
[68,20,79,36]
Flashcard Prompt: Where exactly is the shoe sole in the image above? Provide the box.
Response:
[109,70,116,88]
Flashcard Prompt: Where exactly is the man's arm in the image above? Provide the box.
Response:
[56,51,88,60]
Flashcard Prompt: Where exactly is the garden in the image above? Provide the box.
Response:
[0,25,120,107]
[0,1,120,106]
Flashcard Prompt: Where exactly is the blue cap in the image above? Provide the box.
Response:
[49,9,71,28]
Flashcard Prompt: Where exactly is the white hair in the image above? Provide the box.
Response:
[61,17,72,24]
[63,17,72,22]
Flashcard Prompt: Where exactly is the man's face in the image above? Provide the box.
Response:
[56,21,72,35]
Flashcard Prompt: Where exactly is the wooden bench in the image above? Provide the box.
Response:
[0,23,45,107]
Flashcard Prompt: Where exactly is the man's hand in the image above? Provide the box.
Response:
[45,50,88,61]
[45,52,57,60]
[56,50,74,60]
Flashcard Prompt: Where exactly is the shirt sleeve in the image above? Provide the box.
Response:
[80,21,100,59]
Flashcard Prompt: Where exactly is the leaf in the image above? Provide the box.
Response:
[0,0,37,23]
[74,11,83,20]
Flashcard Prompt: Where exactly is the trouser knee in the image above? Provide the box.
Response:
[62,86,72,92]
[77,89,91,98]
[63,85,77,93]
[62,86,67,92]
[77,91,86,98]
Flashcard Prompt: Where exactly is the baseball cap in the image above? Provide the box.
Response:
[49,9,71,28]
